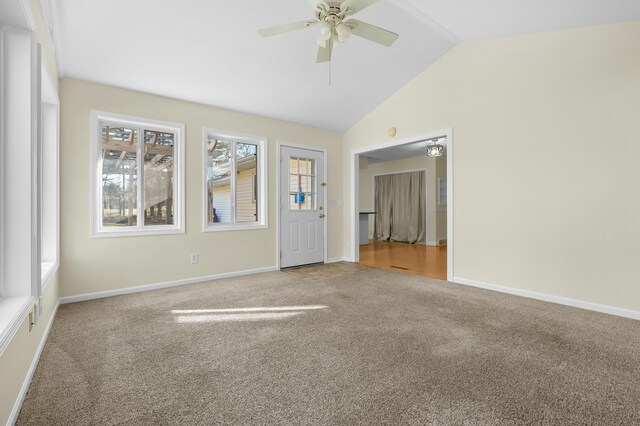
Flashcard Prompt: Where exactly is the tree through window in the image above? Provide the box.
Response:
[92,112,184,237]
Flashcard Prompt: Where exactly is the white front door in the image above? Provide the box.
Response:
[280,146,325,268]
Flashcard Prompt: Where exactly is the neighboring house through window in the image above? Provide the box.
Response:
[204,129,267,231]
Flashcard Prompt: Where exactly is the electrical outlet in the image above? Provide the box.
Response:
[190,253,199,264]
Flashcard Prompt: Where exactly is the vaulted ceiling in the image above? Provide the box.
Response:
[52,0,640,131]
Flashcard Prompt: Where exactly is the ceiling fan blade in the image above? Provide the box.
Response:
[340,0,379,15]
[307,0,326,11]
[258,20,317,38]
[316,38,333,63]
[349,19,398,47]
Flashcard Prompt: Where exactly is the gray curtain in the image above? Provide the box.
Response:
[374,171,425,244]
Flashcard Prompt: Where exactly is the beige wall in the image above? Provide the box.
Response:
[345,21,640,311]
[359,155,446,244]
[59,79,343,297]
[0,278,59,424]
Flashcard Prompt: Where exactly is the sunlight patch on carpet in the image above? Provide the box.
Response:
[171,305,328,314]
[174,312,305,323]
[172,305,328,323]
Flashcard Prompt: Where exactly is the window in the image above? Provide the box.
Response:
[0,26,41,353]
[91,112,184,237]
[40,55,59,290]
[204,129,267,231]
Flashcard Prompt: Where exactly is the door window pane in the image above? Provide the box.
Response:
[289,156,316,211]
[143,130,174,225]
[101,125,138,227]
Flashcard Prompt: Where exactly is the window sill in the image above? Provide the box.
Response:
[91,228,185,239]
[41,261,59,293]
[0,296,35,357]
[203,223,268,233]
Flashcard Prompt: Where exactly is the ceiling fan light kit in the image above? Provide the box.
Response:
[258,0,399,64]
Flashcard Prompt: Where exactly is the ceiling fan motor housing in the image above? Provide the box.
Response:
[257,0,398,63]
[315,3,356,34]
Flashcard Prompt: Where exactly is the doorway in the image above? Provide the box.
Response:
[279,145,326,268]
[350,129,453,281]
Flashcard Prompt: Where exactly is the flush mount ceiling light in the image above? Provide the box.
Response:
[426,139,445,157]
[258,0,399,64]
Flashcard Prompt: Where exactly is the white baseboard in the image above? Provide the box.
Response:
[60,266,279,305]
[326,257,349,263]
[426,241,439,246]
[453,276,640,321]
[8,299,60,426]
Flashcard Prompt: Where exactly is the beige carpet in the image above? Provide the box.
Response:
[18,263,640,425]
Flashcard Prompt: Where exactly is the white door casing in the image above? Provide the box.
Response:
[280,146,325,268]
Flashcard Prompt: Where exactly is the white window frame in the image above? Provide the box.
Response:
[90,111,185,238]
[0,26,40,356]
[40,53,59,291]
[202,128,267,232]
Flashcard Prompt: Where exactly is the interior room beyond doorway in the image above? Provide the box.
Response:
[357,137,448,281]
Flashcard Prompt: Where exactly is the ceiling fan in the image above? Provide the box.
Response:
[258,0,399,63]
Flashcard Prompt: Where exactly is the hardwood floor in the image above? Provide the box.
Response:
[359,239,447,281]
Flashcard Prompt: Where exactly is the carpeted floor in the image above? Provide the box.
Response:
[18,263,640,425]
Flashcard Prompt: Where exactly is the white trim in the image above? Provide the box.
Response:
[426,241,439,246]
[326,256,348,263]
[453,277,640,321]
[59,266,279,305]
[7,298,59,426]
[446,129,454,281]
[89,111,185,238]
[39,62,60,283]
[0,297,35,358]
[202,128,268,232]
[40,261,58,293]
[38,0,55,57]
[350,128,454,281]
[202,223,268,233]
[276,141,328,269]
[0,29,5,302]
[31,35,41,301]
[18,0,36,31]
[48,0,63,77]
[386,0,462,44]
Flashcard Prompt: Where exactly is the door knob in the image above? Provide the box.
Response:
[319,214,325,218]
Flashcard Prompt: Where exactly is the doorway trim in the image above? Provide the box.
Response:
[350,128,454,281]
[276,141,328,269]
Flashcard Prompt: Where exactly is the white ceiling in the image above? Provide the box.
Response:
[406,0,640,41]
[363,137,446,163]
[51,0,640,132]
